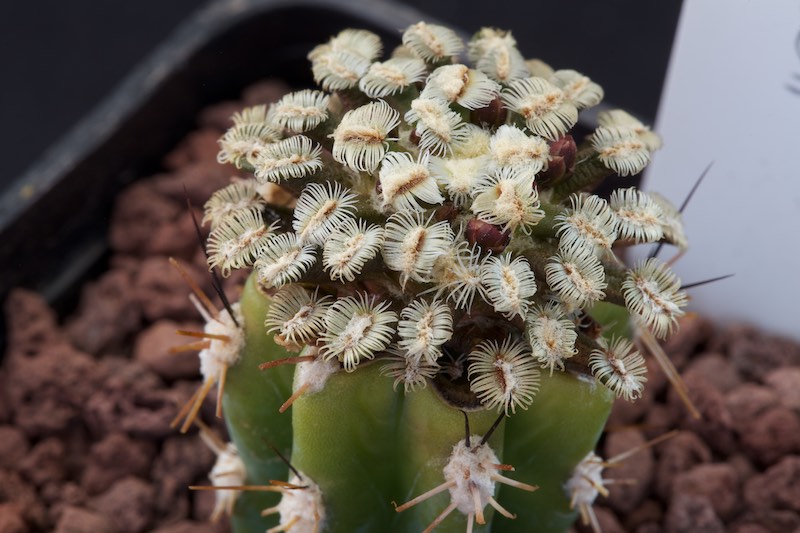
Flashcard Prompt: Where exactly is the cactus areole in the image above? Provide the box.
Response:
[181,21,691,533]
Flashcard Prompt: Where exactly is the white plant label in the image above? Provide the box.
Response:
[640,0,800,339]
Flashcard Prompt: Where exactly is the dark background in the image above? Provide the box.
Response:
[0,0,682,190]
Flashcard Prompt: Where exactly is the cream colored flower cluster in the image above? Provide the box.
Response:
[208,21,688,414]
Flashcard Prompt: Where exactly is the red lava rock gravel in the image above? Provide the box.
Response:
[3,80,800,533]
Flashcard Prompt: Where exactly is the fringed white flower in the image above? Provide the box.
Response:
[206,209,278,276]
[597,109,662,151]
[252,135,323,183]
[589,336,648,400]
[264,285,332,350]
[526,58,554,79]
[380,346,440,393]
[649,192,689,250]
[308,29,382,91]
[292,182,358,246]
[397,298,453,364]
[310,47,370,91]
[480,253,537,319]
[452,123,492,158]
[359,57,428,98]
[402,21,464,62]
[501,77,578,141]
[468,337,541,414]
[202,181,265,229]
[404,97,470,156]
[428,239,484,309]
[622,258,688,339]
[394,434,537,531]
[554,194,618,254]
[217,105,281,168]
[382,211,454,288]
[378,150,444,212]
[271,90,330,132]
[319,293,397,372]
[253,232,317,289]
[544,243,607,310]
[489,124,550,175]
[332,100,400,172]
[526,302,578,375]
[422,64,501,110]
[322,218,385,282]
[591,126,650,177]
[550,69,604,110]
[468,28,530,84]
[430,154,490,206]
[609,188,665,244]
[471,166,545,233]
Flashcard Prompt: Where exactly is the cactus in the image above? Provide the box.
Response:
[176,21,693,533]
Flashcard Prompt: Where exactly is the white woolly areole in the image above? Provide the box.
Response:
[295,355,339,395]
[565,451,605,519]
[208,443,246,520]
[199,304,245,381]
[443,437,500,517]
[274,473,326,533]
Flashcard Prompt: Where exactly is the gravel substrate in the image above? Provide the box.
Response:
[2,80,799,533]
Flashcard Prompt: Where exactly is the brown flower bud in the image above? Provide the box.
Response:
[538,134,577,186]
[465,218,511,254]
[433,203,459,223]
[471,95,507,129]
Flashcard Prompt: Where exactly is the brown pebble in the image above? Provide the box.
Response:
[764,366,800,413]
[670,463,739,520]
[134,320,202,381]
[54,506,116,533]
[731,509,800,532]
[574,506,624,533]
[660,313,714,369]
[134,257,214,322]
[664,493,725,533]
[738,407,800,466]
[622,499,663,532]
[726,383,780,432]
[2,289,64,358]
[109,181,182,257]
[151,520,225,533]
[89,477,155,533]
[65,268,142,355]
[669,373,736,456]
[726,325,800,380]
[0,503,28,533]
[151,434,216,523]
[654,430,712,500]
[0,470,47,530]
[5,343,104,438]
[81,433,155,496]
[682,351,742,393]
[18,438,66,487]
[743,455,800,512]
[0,427,29,470]
[83,358,174,439]
[603,430,654,514]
